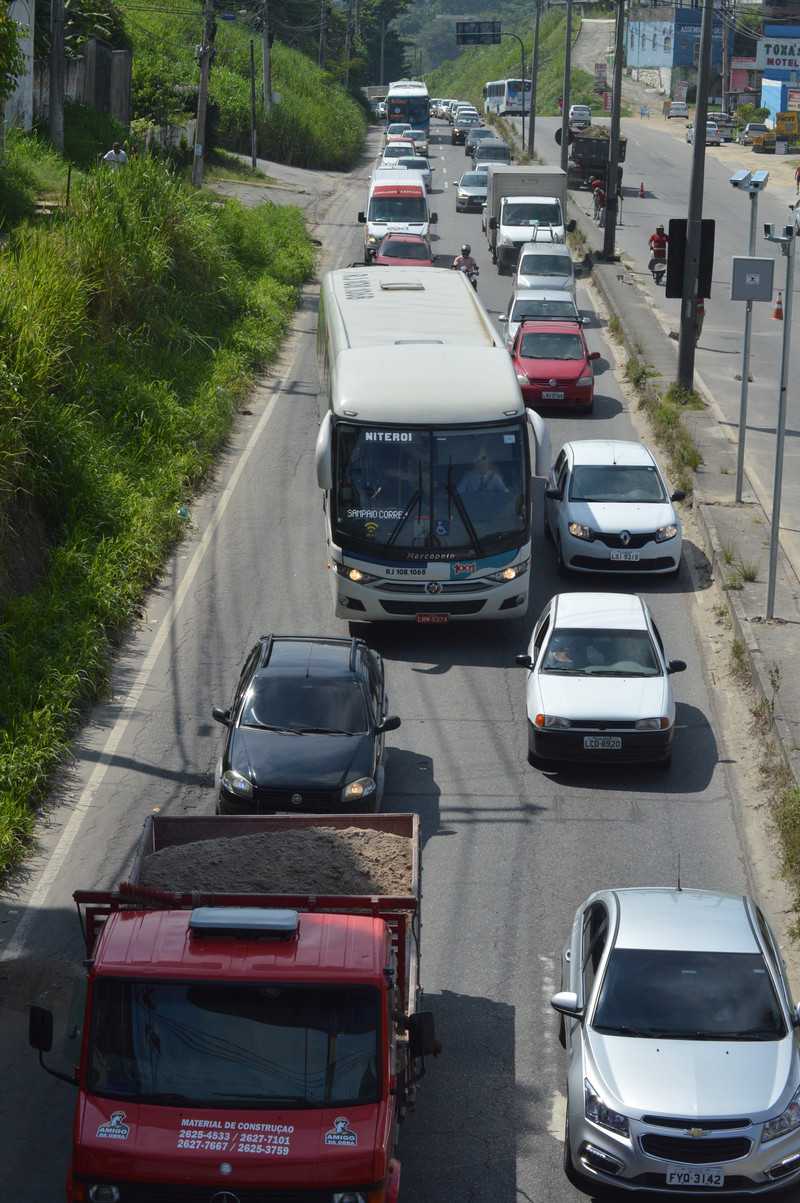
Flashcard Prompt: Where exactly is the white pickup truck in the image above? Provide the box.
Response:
[483,166,572,274]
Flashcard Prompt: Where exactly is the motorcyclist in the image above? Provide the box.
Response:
[648,225,669,261]
[453,243,478,274]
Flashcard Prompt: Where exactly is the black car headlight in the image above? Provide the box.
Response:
[221,768,253,799]
[341,777,376,803]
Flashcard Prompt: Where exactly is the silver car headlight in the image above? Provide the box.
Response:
[656,523,678,542]
[763,1085,800,1143]
[487,559,529,582]
[585,1079,630,1137]
[341,777,376,803]
[568,521,593,541]
[221,769,253,799]
[457,191,468,200]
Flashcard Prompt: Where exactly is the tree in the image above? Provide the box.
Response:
[0,2,25,153]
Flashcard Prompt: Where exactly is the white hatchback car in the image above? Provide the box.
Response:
[517,592,686,767]
[546,440,684,576]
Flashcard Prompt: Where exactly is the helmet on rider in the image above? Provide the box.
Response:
[656,225,665,234]
[461,243,471,255]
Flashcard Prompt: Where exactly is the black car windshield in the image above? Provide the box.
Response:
[380,239,430,260]
[519,254,571,277]
[519,332,583,360]
[333,423,528,555]
[88,980,381,1106]
[241,673,368,733]
[479,148,510,161]
[369,196,427,222]
[470,131,495,142]
[398,159,429,172]
[570,464,666,503]
[594,950,786,1040]
[540,628,661,676]
[503,201,562,226]
[461,174,487,188]
[511,300,576,322]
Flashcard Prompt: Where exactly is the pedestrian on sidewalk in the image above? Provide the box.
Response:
[694,296,705,346]
[592,180,606,224]
[795,163,800,194]
[102,142,128,170]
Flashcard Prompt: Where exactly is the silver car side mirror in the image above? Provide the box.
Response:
[551,991,583,1020]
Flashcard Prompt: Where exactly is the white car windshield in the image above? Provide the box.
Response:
[541,628,661,676]
[569,464,666,503]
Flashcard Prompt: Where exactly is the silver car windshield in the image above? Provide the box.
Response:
[511,300,577,322]
[593,950,786,1040]
[569,465,666,503]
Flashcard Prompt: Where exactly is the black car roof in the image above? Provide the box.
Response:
[260,636,365,676]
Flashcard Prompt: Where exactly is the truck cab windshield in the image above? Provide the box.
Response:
[502,201,562,227]
[369,196,427,223]
[88,980,380,1108]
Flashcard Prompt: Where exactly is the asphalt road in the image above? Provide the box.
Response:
[520,114,800,573]
[0,123,762,1203]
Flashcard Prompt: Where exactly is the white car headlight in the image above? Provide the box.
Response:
[221,769,253,799]
[763,1086,800,1143]
[635,717,670,731]
[487,559,529,582]
[577,374,593,388]
[656,524,678,542]
[585,1079,630,1137]
[568,521,593,541]
[341,777,376,803]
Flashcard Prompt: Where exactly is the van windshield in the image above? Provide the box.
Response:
[88,980,380,1108]
[369,195,427,223]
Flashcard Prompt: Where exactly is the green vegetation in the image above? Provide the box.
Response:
[426,10,596,117]
[0,157,313,873]
[125,0,366,170]
[622,356,702,495]
[0,128,74,224]
[62,98,127,169]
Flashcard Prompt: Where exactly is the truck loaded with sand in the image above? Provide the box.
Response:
[29,813,439,1203]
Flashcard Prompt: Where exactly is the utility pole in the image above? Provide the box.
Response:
[191,0,216,188]
[721,0,729,113]
[49,0,65,153]
[344,0,352,88]
[318,0,326,68]
[249,39,257,168]
[527,0,541,157]
[602,0,625,258]
[559,0,573,174]
[676,0,713,389]
[262,0,272,113]
[379,10,386,86]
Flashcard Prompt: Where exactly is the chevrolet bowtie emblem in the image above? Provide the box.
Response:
[686,1127,704,1138]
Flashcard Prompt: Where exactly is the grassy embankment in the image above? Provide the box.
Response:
[426,10,597,119]
[127,0,367,170]
[0,157,314,874]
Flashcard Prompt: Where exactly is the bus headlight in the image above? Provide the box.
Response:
[488,559,529,582]
[334,563,379,584]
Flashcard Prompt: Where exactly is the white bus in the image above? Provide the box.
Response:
[315,267,550,623]
[484,78,532,117]
[385,78,430,132]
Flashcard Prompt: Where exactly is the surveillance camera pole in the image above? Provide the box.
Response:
[602,0,626,259]
[765,212,798,620]
[733,176,766,504]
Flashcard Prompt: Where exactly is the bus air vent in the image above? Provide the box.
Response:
[394,338,444,345]
[343,273,373,300]
[189,907,299,939]
[378,280,425,291]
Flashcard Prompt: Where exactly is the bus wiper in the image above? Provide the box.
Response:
[446,464,482,556]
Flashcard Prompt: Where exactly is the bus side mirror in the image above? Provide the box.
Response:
[430,212,438,224]
[315,412,333,492]
[357,211,366,224]
[489,217,497,230]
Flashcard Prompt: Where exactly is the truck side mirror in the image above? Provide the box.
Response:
[407,1010,441,1058]
[212,706,231,725]
[489,216,497,230]
[29,1004,53,1053]
[567,219,576,233]
[430,212,438,224]
[357,211,366,224]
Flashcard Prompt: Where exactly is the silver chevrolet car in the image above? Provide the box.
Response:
[552,887,800,1195]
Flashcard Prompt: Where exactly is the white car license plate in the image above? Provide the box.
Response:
[666,1166,725,1188]
[583,736,622,750]
[542,390,564,400]
[610,550,640,561]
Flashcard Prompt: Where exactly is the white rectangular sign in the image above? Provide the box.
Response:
[756,37,800,69]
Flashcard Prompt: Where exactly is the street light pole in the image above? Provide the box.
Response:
[527,0,541,158]
[560,0,573,174]
[730,169,769,505]
[502,33,527,148]
[602,0,625,259]
[764,213,798,620]
[192,0,216,188]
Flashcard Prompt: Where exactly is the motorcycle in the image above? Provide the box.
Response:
[648,254,666,286]
[454,261,479,291]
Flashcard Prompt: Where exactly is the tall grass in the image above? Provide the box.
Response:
[0,157,314,871]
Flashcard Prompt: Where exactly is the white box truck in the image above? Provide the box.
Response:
[484,166,572,274]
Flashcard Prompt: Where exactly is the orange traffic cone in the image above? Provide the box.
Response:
[774,290,784,321]
[639,180,645,198]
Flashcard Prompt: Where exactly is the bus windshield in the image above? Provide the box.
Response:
[369,195,427,223]
[333,423,529,556]
[387,97,429,128]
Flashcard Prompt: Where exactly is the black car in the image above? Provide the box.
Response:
[465,128,497,158]
[213,635,400,814]
[452,115,481,145]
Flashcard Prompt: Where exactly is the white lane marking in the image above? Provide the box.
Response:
[0,373,290,962]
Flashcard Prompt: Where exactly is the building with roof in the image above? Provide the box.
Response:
[627,5,730,99]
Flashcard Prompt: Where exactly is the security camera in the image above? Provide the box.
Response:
[730,169,751,189]
[751,170,769,190]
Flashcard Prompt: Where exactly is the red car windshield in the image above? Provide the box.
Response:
[380,240,430,260]
[519,332,584,360]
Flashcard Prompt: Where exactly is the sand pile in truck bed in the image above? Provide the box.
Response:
[139,826,413,897]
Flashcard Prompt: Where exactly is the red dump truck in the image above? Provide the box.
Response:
[30,813,438,1203]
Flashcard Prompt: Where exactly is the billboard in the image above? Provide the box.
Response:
[787,87,800,110]
[755,37,800,70]
[455,20,502,45]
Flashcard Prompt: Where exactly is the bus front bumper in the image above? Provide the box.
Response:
[332,568,530,622]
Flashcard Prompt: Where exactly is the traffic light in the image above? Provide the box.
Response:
[666,218,715,299]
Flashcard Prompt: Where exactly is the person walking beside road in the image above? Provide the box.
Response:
[102,142,128,169]
[795,163,800,194]
[591,177,606,223]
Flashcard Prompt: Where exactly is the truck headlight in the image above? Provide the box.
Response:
[341,777,376,803]
[488,559,529,582]
[567,521,593,541]
[763,1086,800,1143]
[221,769,253,799]
[457,191,468,200]
[585,1079,629,1137]
[655,524,678,542]
[366,234,381,245]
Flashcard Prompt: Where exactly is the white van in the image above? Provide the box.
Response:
[358,175,437,262]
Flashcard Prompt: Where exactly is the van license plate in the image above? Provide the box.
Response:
[417,614,448,624]
[542,391,564,400]
[666,1167,724,1188]
[611,550,640,561]
[583,736,622,750]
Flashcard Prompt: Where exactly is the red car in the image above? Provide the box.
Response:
[511,318,599,412]
[373,232,434,267]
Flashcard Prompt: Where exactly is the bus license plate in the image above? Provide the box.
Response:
[666,1167,724,1188]
[417,614,448,624]
[583,736,622,750]
[611,550,640,561]
[542,391,564,400]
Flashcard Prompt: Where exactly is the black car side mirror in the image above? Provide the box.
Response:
[670,489,686,502]
[515,653,532,668]
[545,487,561,500]
[212,706,231,726]
[407,1010,441,1058]
[567,219,577,233]
[357,211,366,224]
[668,659,687,674]
[378,714,401,734]
[29,1005,76,1087]
[430,212,438,224]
